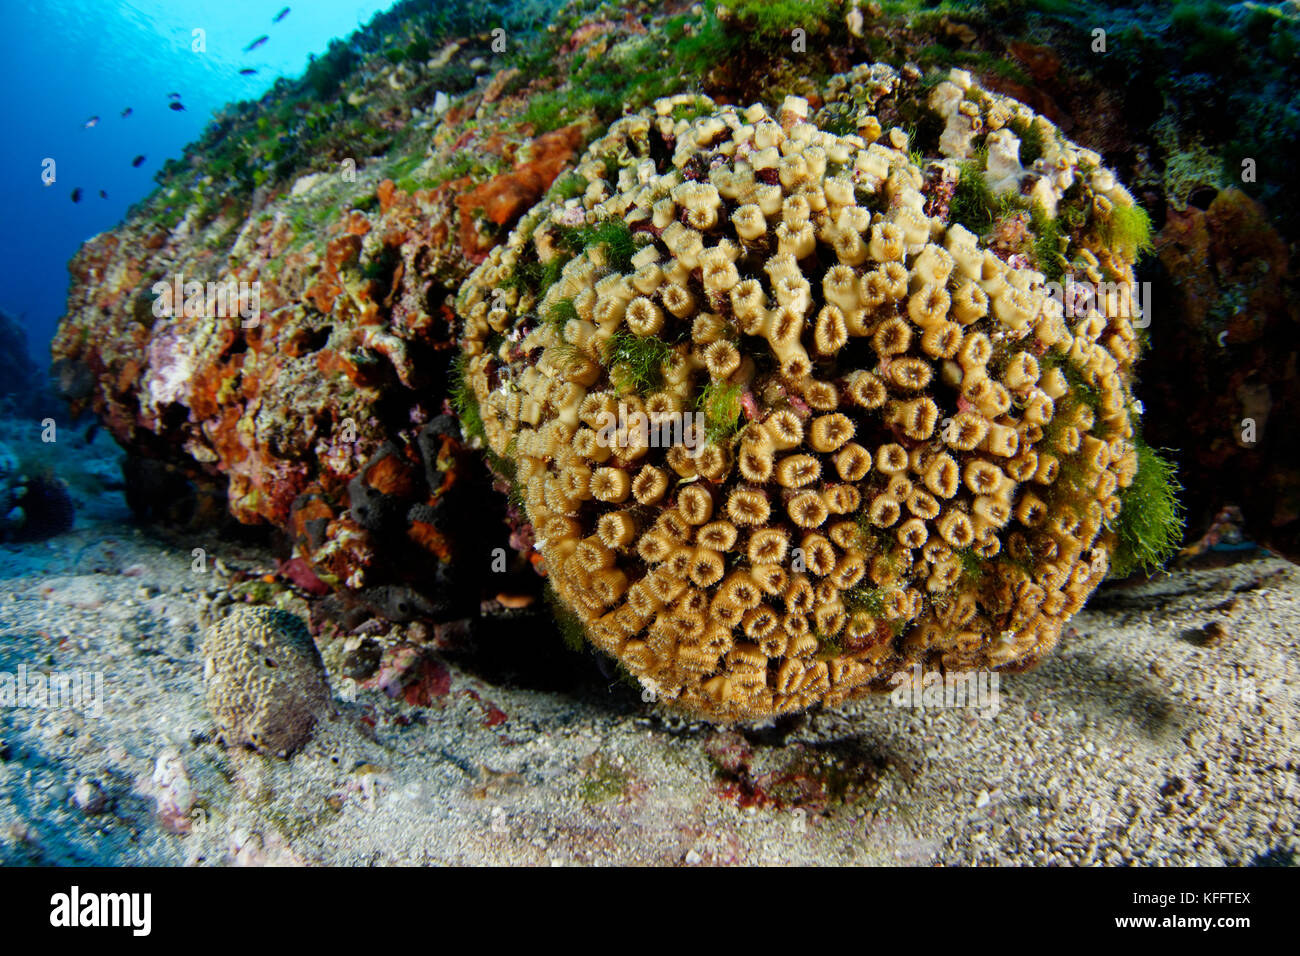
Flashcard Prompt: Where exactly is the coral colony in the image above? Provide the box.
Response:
[459,64,1156,721]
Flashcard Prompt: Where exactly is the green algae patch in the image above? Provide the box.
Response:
[604,329,674,396]
[1100,202,1155,261]
[698,380,745,442]
[577,753,631,804]
[1110,438,1185,578]
[449,354,486,444]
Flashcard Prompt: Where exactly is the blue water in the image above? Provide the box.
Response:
[0,0,398,367]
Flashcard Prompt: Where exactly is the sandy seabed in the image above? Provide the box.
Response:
[0,429,1296,866]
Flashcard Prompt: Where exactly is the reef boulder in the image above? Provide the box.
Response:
[1145,188,1300,560]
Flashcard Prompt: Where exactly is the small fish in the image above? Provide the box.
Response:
[273,6,290,23]
[83,115,99,128]
[132,154,146,167]
[167,92,181,100]
[239,67,258,76]
[120,107,132,118]
[244,35,269,52]
[169,101,186,111]
[98,189,108,199]
[71,187,83,203]
[84,423,99,445]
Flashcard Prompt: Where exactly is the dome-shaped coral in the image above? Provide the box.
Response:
[202,606,333,756]
[456,64,1149,721]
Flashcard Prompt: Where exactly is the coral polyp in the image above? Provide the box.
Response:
[457,65,1154,721]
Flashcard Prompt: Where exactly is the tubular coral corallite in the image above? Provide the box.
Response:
[457,64,1148,721]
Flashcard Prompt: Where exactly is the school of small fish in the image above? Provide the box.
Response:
[66,6,291,202]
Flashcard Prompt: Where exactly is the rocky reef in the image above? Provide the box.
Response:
[44,0,1299,717]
